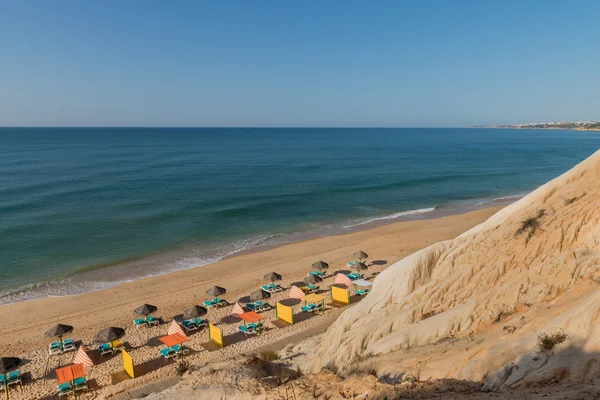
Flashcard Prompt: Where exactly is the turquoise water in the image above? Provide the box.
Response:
[0,128,598,304]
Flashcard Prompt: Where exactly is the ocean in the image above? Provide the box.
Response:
[0,127,598,304]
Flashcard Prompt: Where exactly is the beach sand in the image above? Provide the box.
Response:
[0,206,501,399]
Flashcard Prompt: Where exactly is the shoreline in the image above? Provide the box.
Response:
[0,204,503,399]
[0,194,521,306]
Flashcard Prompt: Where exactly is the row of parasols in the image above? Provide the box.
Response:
[0,251,371,397]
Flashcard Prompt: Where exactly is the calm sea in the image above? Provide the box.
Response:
[0,128,598,304]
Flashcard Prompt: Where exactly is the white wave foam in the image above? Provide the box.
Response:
[342,207,436,229]
[474,194,525,207]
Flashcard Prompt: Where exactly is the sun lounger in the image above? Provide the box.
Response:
[261,285,278,293]
[99,343,113,357]
[301,284,319,294]
[159,347,177,359]
[49,341,62,355]
[181,319,198,332]
[238,325,257,336]
[308,271,326,278]
[134,318,148,328]
[267,283,283,292]
[346,273,363,280]
[170,344,189,355]
[212,297,226,307]
[58,382,73,397]
[355,289,370,296]
[246,303,258,312]
[146,315,159,326]
[111,339,124,352]
[192,318,208,329]
[6,370,21,387]
[347,261,359,268]
[73,377,87,391]
[62,338,76,352]
[301,305,313,313]
[202,300,213,308]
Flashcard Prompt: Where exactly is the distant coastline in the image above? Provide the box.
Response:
[471,121,600,131]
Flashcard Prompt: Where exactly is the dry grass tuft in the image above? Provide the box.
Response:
[258,349,280,361]
[536,331,569,352]
[515,209,546,242]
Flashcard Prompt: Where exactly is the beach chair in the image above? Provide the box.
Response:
[159,347,177,360]
[238,325,256,336]
[261,285,277,294]
[99,343,113,357]
[246,303,258,312]
[49,341,62,355]
[62,338,76,352]
[355,289,370,296]
[192,318,208,329]
[308,271,325,278]
[111,339,124,352]
[147,315,160,326]
[212,297,226,307]
[301,305,313,313]
[181,319,198,332]
[134,318,148,328]
[170,344,189,355]
[6,370,21,387]
[58,382,73,397]
[73,377,87,391]
[202,300,213,308]
[347,261,359,268]
[347,273,363,281]
[269,283,283,292]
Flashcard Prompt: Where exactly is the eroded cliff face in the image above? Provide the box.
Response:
[303,149,600,389]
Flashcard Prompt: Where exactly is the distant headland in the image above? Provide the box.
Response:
[471,121,600,130]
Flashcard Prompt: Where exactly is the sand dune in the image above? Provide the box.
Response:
[301,149,600,390]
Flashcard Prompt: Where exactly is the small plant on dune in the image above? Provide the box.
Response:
[175,361,189,375]
[536,330,569,353]
[493,304,511,323]
[515,209,546,242]
[258,349,280,361]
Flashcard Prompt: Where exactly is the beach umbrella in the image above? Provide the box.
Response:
[45,324,74,349]
[249,289,271,302]
[263,272,282,282]
[312,261,329,270]
[206,286,226,297]
[134,304,157,316]
[352,262,369,271]
[96,327,125,343]
[45,324,73,339]
[304,274,323,284]
[183,305,207,319]
[353,251,369,261]
[0,357,21,400]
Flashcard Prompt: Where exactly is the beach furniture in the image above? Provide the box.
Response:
[346,273,363,281]
[62,338,76,352]
[57,382,73,397]
[111,339,124,352]
[49,341,62,355]
[159,332,190,361]
[238,311,265,336]
[170,344,189,355]
[238,325,256,336]
[159,347,177,359]
[301,284,319,294]
[181,319,198,332]
[56,363,87,399]
[146,315,159,326]
[308,270,326,278]
[261,284,281,294]
[73,377,87,391]
[203,298,225,308]
[346,261,359,268]
[192,318,208,329]
[302,294,326,314]
[98,343,113,357]
[355,289,370,296]
[5,370,21,387]
[134,318,148,328]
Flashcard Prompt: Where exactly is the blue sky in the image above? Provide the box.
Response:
[1,1,599,127]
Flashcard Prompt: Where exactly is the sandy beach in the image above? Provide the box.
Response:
[0,206,501,399]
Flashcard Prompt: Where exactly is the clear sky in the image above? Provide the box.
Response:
[1,0,599,127]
